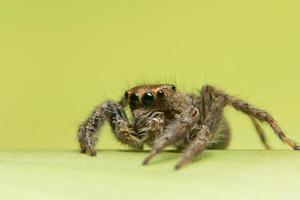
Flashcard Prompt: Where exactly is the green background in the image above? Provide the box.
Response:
[1,0,300,150]
[1,1,300,200]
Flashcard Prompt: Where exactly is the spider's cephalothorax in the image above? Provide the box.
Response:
[77,84,300,169]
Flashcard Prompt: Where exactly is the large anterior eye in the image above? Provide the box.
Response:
[142,92,154,106]
[129,93,139,107]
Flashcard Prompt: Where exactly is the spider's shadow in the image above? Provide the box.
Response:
[97,149,215,167]
[113,149,181,164]
[118,149,215,166]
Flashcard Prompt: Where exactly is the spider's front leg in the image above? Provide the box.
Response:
[143,87,229,169]
[142,106,200,165]
[175,96,227,169]
[78,100,141,156]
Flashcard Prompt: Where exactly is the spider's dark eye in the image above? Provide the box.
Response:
[156,90,164,99]
[124,91,129,99]
[142,92,154,107]
[129,93,139,107]
[170,85,176,91]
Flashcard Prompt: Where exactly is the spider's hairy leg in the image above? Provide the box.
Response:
[78,101,141,156]
[175,96,227,169]
[198,84,214,122]
[142,106,199,165]
[250,116,271,149]
[200,85,270,149]
[175,126,211,170]
[211,86,300,150]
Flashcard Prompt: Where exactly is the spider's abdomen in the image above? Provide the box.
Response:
[207,117,231,149]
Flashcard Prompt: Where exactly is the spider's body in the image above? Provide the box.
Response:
[78,84,299,169]
[124,84,230,149]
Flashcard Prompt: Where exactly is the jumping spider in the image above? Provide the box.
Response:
[77,84,299,169]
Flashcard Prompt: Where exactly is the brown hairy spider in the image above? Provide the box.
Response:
[77,84,300,169]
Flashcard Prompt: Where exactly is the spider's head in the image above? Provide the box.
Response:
[124,84,177,110]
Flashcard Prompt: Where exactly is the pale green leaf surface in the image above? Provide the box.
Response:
[0,150,299,200]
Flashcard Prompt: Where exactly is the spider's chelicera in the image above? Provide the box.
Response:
[77,84,300,169]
